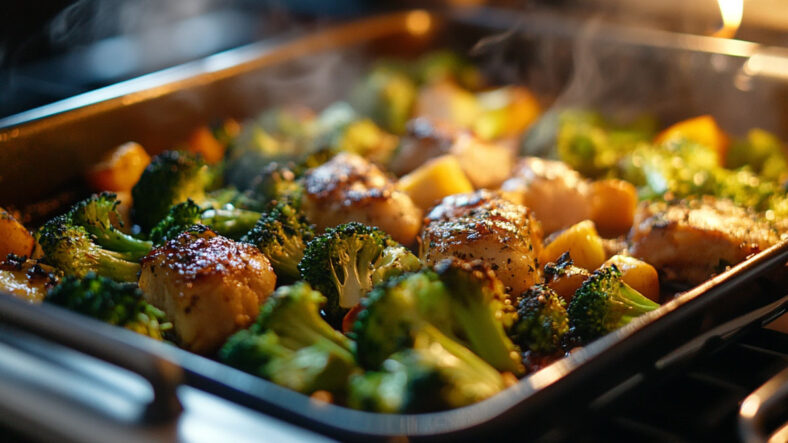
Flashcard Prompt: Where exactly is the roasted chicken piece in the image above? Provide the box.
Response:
[420,190,543,295]
[139,228,276,354]
[302,152,422,246]
[0,255,58,304]
[501,157,591,235]
[629,197,783,285]
[389,118,514,189]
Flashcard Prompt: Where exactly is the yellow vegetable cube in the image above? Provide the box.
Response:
[540,220,606,271]
[654,115,729,165]
[590,179,638,237]
[85,142,151,192]
[397,155,474,211]
[0,207,34,258]
[603,255,660,302]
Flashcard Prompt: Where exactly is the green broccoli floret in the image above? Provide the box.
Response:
[240,202,314,283]
[727,129,788,183]
[65,192,152,260]
[298,222,421,327]
[348,324,504,413]
[149,199,262,244]
[350,65,417,134]
[556,109,656,178]
[219,282,357,395]
[248,163,305,209]
[433,259,522,374]
[568,265,660,343]
[46,273,171,339]
[353,264,522,375]
[131,150,218,230]
[37,194,152,282]
[510,285,569,354]
[224,107,318,189]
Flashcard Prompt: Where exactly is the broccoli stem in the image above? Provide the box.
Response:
[451,304,521,374]
[417,324,504,388]
[88,230,152,261]
[95,251,142,282]
[201,208,261,239]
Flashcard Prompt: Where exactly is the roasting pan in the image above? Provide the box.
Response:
[1,8,787,441]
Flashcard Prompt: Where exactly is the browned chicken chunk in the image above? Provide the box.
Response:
[139,228,276,354]
[501,157,591,235]
[0,256,58,304]
[302,152,422,246]
[420,190,543,295]
[629,197,784,285]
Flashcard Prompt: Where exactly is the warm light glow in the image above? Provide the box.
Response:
[740,394,761,418]
[405,10,432,36]
[713,0,743,39]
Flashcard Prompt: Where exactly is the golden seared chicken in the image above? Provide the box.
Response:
[629,197,784,285]
[139,228,276,354]
[302,152,422,246]
[389,118,513,189]
[0,256,58,304]
[420,190,543,295]
[501,157,591,235]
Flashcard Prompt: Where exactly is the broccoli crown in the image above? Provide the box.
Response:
[149,200,203,245]
[510,285,569,354]
[353,271,450,369]
[131,150,216,230]
[434,258,523,375]
[67,192,153,260]
[568,265,660,342]
[46,273,171,339]
[37,216,142,282]
[248,163,305,209]
[350,65,417,134]
[556,109,655,178]
[298,222,421,327]
[240,202,314,282]
[348,324,504,413]
[219,282,358,394]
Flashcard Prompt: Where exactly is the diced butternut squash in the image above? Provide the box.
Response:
[474,86,541,140]
[397,154,474,211]
[85,142,151,192]
[545,264,590,303]
[590,179,638,237]
[540,220,606,271]
[0,208,34,258]
[604,255,660,302]
[654,115,729,165]
[187,126,226,164]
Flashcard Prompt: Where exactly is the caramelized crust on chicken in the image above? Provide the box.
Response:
[501,157,591,235]
[0,257,58,304]
[629,197,783,285]
[302,152,422,246]
[420,190,543,294]
[139,228,276,354]
[389,117,458,176]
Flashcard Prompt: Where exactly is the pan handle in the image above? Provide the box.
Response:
[0,295,183,423]
[739,366,788,443]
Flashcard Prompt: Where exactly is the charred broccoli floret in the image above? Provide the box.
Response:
[46,273,171,339]
[37,193,152,282]
[131,150,219,230]
[149,199,262,244]
[298,222,421,326]
[568,265,660,343]
[219,282,357,395]
[348,324,504,413]
[241,202,314,282]
[727,129,788,183]
[510,285,569,354]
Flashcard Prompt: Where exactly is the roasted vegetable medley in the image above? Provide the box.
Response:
[1,50,786,413]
